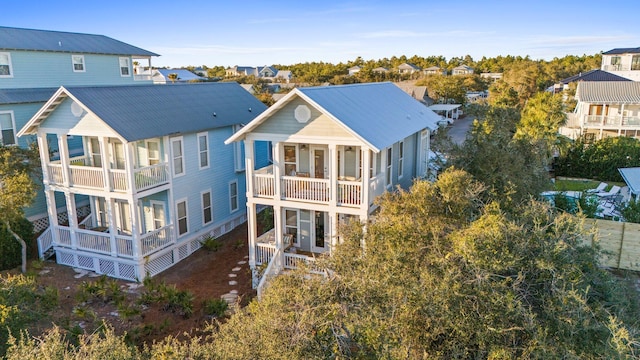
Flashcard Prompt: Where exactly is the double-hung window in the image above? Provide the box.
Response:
[632,55,640,71]
[197,132,209,169]
[229,180,239,213]
[201,190,212,225]
[284,145,297,175]
[0,111,16,145]
[176,199,189,236]
[0,52,12,77]
[171,137,185,177]
[72,55,85,72]
[233,125,245,171]
[119,57,130,76]
[385,147,392,187]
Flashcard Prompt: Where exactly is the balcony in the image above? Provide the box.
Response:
[47,156,169,193]
[583,115,640,128]
[252,165,363,207]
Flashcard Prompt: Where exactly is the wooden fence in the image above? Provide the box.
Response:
[582,219,640,271]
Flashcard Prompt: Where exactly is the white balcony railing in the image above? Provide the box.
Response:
[69,165,105,188]
[337,180,362,206]
[583,115,640,128]
[134,163,169,191]
[281,176,330,203]
[256,242,276,265]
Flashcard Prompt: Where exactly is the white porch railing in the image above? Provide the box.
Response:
[337,180,362,206]
[256,242,276,265]
[57,227,72,246]
[111,170,128,191]
[76,229,112,255]
[254,173,276,197]
[140,225,174,256]
[69,165,105,188]
[134,164,169,191]
[257,247,282,300]
[284,252,323,274]
[281,176,330,203]
[584,115,640,128]
[37,228,53,259]
[47,164,64,184]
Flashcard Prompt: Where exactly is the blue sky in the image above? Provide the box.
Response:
[3,0,639,68]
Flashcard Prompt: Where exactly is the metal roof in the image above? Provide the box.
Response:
[0,88,57,104]
[0,26,159,57]
[19,83,266,142]
[560,69,631,84]
[429,104,462,111]
[576,81,640,104]
[155,69,205,81]
[226,82,440,151]
[619,167,640,195]
[602,47,640,55]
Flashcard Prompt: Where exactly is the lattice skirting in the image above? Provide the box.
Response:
[31,205,91,233]
[53,212,247,282]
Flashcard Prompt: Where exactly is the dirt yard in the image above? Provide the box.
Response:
[13,223,255,345]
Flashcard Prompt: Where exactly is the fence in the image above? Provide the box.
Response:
[582,219,640,271]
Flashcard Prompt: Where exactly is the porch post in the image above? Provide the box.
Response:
[273,142,282,200]
[273,204,284,269]
[37,133,50,185]
[362,149,371,210]
[64,192,78,250]
[247,203,257,270]
[124,141,136,193]
[129,200,140,258]
[44,190,58,244]
[106,198,118,257]
[57,134,71,187]
[245,140,255,199]
[99,137,111,192]
[328,144,337,207]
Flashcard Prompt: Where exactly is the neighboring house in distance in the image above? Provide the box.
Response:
[225,82,440,289]
[258,66,278,78]
[394,81,434,105]
[348,66,362,76]
[274,70,292,83]
[601,47,640,81]
[452,65,474,75]
[549,69,630,93]
[479,72,502,81]
[152,69,206,84]
[561,81,640,141]
[372,67,389,74]
[423,66,446,75]
[193,67,208,77]
[17,83,269,280]
[0,26,158,231]
[226,66,258,77]
[398,63,421,74]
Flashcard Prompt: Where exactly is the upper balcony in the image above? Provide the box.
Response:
[582,114,640,129]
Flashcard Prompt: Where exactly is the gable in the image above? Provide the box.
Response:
[252,96,354,139]
[39,97,120,138]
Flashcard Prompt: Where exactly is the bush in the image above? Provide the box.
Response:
[203,298,228,318]
[200,236,222,252]
[0,218,33,271]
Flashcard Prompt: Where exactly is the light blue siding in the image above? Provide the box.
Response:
[1,51,149,89]
[169,125,252,241]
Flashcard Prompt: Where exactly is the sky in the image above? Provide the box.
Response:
[3,0,640,68]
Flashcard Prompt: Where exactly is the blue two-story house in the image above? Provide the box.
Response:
[0,26,159,231]
[18,82,268,280]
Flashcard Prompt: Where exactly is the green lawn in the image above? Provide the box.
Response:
[553,178,626,192]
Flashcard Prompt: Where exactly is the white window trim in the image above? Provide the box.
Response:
[385,147,393,188]
[170,137,185,177]
[201,189,213,226]
[176,198,189,236]
[72,54,85,72]
[229,180,239,213]
[233,125,245,171]
[119,57,131,77]
[149,200,166,231]
[284,208,300,246]
[0,52,13,78]
[0,110,17,146]
[398,141,404,179]
[197,132,210,170]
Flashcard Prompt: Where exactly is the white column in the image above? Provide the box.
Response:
[64,192,78,250]
[245,140,255,199]
[106,198,118,256]
[328,144,337,207]
[57,134,71,187]
[99,137,111,192]
[37,133,50,185]
[247,203,257,269]
[124,141,136,194]
[273,142,282,200]
[129,200,140,258]
[44,190,58,243]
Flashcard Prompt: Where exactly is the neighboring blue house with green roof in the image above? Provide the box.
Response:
[0,26,159,230]
[18,82,269,280]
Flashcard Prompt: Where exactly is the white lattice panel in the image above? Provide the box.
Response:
[77,255,94,269]
[99,259,116,276]
[118,263,137,281]
[57,251,75,266]
[145,252,174,277]
[178,243,188,260]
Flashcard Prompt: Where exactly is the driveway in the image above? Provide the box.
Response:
[448,115,473,145]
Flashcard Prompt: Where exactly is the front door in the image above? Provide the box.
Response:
[312,211,329,253]
[310,147,327,179]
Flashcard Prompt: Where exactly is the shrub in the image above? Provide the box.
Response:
[0,218,33,271]
[203,298,228,317]
[200,236,222,252]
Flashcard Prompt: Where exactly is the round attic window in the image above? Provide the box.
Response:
[294,105,311,123]
[71,101,84,117]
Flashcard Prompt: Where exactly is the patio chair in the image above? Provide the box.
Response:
[586,182,608,193]
[596,185,621,198]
